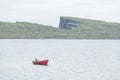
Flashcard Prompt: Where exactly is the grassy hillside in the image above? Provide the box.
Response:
[59,16,120,39]
[0,21,73,39]
[0,17,120,39]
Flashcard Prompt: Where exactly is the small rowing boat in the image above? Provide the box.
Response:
[32,59,48,66]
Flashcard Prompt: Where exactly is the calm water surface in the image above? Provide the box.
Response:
[0,39,120,80]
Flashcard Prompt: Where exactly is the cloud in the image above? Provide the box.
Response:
[0,0,120,27]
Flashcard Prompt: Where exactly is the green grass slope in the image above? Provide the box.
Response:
[0,21,65,39]
[0,16,120,39]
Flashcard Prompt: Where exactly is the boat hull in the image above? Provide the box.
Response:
[33,59,48,66]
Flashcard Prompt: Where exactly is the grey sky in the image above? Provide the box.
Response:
[0,0,120,27]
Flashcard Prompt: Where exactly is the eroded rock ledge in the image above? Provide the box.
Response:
[59,16,82,30]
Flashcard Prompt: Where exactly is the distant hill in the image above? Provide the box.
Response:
[0,16,120,39]
[0,21,66,39]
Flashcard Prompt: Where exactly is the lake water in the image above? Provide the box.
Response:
[0,39,120,80]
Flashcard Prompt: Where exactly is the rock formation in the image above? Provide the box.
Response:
[59,16,81,30]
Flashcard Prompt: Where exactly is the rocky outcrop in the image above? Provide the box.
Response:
[59,16,81,30]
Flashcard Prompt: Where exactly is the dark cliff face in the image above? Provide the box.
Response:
[59,17,81,30]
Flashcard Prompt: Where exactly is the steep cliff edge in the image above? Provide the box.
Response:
[59,16,120,30]
[59,16,81,30]
[58,16,120,39]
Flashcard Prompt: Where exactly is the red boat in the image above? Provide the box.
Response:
[32,59,48,66]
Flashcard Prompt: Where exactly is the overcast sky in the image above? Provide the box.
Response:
[0,0,120,27]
